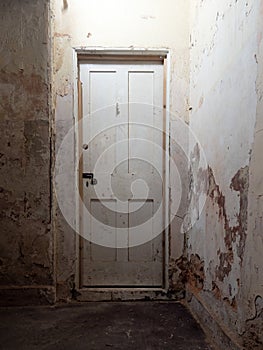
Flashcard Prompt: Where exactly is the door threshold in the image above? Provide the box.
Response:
[75,287,175,301]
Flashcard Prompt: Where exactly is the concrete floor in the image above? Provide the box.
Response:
[0,302,212,350]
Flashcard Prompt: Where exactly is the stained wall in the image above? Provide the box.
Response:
[187,0,263,348]
[0,0,54,304]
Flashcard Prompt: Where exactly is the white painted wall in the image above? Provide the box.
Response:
[52,0,190,118]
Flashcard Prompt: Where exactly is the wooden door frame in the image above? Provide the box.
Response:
[72,48,171,300]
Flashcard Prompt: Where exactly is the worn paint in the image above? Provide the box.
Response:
[188,0,263,349]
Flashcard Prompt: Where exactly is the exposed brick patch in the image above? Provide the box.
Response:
[188,254,205,291]
[170,254,205,294]
[168,256,188,299]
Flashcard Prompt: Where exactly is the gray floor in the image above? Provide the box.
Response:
[0,302,212,350]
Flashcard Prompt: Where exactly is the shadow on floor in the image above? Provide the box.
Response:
[0,301,212,350]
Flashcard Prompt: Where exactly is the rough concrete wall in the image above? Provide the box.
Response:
[51,0,190,300]
[0,1,54,305]
[187,0,262,348]
[187,0,263,349]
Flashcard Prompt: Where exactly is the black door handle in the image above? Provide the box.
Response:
[82,173,97,185]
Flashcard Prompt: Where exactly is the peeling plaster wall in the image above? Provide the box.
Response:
[242,1,263,346]
[188,0,263,348]
[0,1,54,304]
[51,0,190,300]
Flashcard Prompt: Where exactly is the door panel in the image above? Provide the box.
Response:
[79,60,164,288]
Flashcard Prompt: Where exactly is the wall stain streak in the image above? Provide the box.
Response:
[207,165,249,285]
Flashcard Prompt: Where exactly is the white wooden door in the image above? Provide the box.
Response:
[79,59,165,288]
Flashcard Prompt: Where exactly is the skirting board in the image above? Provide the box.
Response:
[0,286,55,306]
[185,289,244,350]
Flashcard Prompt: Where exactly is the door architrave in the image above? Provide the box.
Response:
[72,48,171,300]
